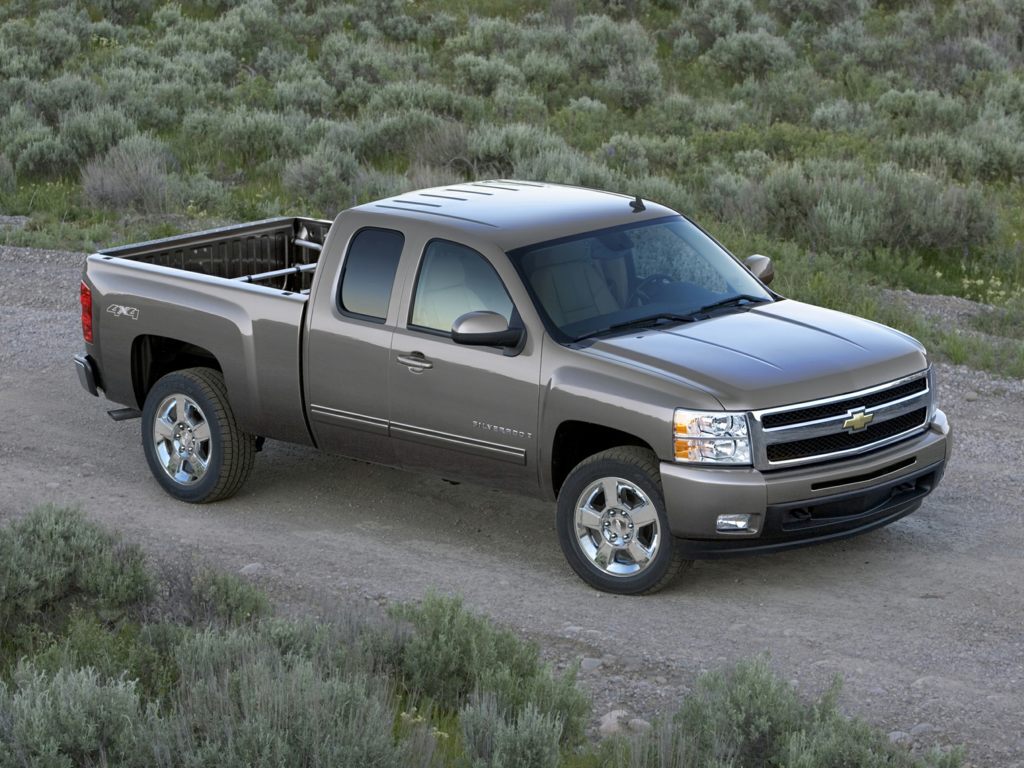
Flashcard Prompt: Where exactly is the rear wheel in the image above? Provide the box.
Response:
[142,367,255,503]
[556,447,688,594]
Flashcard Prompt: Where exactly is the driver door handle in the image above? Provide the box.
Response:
[396,352,433,371]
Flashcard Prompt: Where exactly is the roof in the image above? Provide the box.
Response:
[354,180,679,251]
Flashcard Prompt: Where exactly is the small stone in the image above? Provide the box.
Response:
[239,562,263,576]
[966,391,978,401]
[653,675,668,685]
[580,657,602,672]
[910,723,936,737]
[888,731,912,746]
[627,718,652,733]
[564,625,583,635]
[598,710,629,737]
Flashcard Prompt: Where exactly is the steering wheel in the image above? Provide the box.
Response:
[629,273,674,305]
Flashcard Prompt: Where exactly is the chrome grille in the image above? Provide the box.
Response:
[752,372,931,469]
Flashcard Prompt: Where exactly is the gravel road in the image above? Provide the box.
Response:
[1,245,1021,766]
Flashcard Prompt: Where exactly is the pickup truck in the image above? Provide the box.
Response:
[75,180,951,594]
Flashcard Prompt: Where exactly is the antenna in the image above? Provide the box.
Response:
[630,195,645,213]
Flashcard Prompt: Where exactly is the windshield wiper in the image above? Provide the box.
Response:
[574,313,696,341]
[688,294,772,317]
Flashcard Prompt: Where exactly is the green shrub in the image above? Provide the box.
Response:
[704,29,796,81]
[0,664,160,767]
[493,83,548,124]
[602,133,650,177]
[60,105,137,165]
[0,506,151,639]
[0,154,14,196]
[190,569,270,626]
[283,141,359,216]
[170,628,422,767]
[461,693,562,768]
[874,89,968,135]
[82,134,180,214]
[392,593,589,745]
[455,53,526,97]
[767,0,866,26]
[609,656,962,768]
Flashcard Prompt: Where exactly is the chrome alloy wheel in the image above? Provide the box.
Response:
[573,476,660,577]
[152,394,213,486]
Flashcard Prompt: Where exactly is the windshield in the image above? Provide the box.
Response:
[508,216,773,342]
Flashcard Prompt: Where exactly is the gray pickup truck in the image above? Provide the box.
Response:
[76,180,951,594]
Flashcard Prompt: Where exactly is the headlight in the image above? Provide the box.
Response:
[673,409,752,465]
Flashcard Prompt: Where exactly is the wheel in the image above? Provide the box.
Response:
[141,367,255,503]
[556,447,689,594]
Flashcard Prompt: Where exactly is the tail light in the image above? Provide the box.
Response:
[80,281,93,343]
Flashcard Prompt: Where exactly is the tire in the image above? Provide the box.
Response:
[556,447,689,594]
[141,367,256,503]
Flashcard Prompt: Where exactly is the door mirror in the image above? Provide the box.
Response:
[744,254,775,286]
[452,311,524,349]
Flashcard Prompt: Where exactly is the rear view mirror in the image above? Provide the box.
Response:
[452,311,524,351]
[745,254,775,286]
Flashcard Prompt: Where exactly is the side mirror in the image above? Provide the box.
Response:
[452,311,524,350]
[745,254,775,286]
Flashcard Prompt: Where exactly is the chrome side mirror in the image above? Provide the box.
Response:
[745,254,775,286]
[452,311,524,350]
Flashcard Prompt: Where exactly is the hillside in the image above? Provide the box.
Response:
[0,0,1022,372]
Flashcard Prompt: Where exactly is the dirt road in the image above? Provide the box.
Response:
[1,246,1021,766]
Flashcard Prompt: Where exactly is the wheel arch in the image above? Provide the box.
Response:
[131,334,222,408]
[550,420,656,496]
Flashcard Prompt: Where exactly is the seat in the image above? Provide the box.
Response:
[412,247,485,332]
[527,245,621,327]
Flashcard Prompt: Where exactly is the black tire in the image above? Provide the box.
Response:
[141,367,255,503]
[556,446,689,594]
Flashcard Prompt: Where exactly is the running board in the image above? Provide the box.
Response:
[107,408,142,421]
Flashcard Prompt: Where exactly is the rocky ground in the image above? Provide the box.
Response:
[1,245,1022,766]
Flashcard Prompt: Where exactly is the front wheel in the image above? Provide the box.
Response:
[142,367,255,503]
[556,447,689,594]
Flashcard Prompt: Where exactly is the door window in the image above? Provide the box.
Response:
[337,228,405,321]
[409,240,513,333]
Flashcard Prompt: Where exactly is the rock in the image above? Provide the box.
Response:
[628,718,652,733]
[966,391,979,402]
[580,657,602,672]
[910,723,936,737]
[564,625,582,635]
[888,731,912,746]
[653,675,668,685]
[598,710,629,736]
[239,562,263,575]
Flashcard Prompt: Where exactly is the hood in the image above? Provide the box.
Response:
[582,300,928,410]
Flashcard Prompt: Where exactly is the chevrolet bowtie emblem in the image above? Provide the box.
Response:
[842,408,874,433]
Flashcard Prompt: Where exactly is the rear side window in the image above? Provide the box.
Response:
[337,228,404,321]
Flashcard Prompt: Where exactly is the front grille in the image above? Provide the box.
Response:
[766,408,928,463]
[762,377,928,429]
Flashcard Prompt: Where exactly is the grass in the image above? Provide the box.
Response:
[0,0,1021,375]
[0,506,964,767]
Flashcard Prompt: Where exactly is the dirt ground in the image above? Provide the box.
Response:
[1,246,1021,766]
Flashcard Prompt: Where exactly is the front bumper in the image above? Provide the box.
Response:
[660,409,951,558]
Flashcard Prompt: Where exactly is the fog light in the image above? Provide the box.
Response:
[716,514,753,532]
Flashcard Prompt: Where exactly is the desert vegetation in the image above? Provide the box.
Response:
[0,506,963,766]
[0,0,1021,372]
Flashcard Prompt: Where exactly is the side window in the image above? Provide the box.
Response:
[410,240,514,333]
[337,228,405,322]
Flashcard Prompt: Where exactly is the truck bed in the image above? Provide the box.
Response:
[98,217,330,294]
